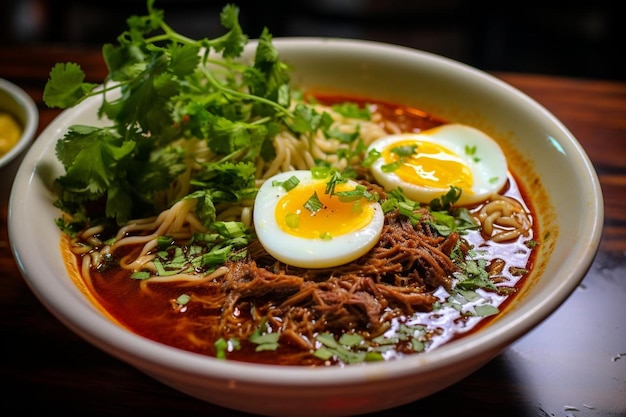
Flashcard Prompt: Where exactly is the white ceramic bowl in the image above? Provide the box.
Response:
[9,39,603,417]
[0,78,38,170]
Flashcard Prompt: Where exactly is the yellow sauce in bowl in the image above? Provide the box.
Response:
[0,112,22,157]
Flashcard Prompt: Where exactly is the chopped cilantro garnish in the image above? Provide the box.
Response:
[273,174,300,191]
[249,330,280,352]
[335,185,375,202]
[390,144,417,157]
[325,126,360,144]
[323,169,345,196]
[176,293,191,305]
[214,337,228,360]
[285,213,299,229]
[156,235,174,249]
[319,231,333,240]
[474,304,499,317]
[304,191,323,213]
[381,160,402,173]
[454,259,497,291]
[429,186,462,211]
[314,333,379,364]
[130,271,151,280]
[362,148,381,168]
[214,337,241,360]
[249,319,280,352]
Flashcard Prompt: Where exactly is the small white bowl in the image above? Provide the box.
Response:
[9,39,603,417]
[0,78,38,170]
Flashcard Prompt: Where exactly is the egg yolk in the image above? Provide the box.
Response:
[275,181,374,239]
[382,139,474,193]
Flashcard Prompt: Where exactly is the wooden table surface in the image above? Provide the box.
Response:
[1,45,625,417]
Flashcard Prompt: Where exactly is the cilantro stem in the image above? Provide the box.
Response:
[144,33,194,46]
[146,1,231,50]
[198,65,292,117]
[144,22,202,47]
[143,1,292,118]
[144,0,195,43]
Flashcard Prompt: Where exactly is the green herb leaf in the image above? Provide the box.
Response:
[331,102,371,120]
[391,144,417,157]
[324,170,346,196]
[304,191,323,213]
[273,175,300,191]
[362,148,381,168]
[176,293,191,305]
[285,213,299,228]
[474,304,499,317]
[249,320,280,352]
[381,160,402,173]
[210,4,248,58]
[430,186,462,211]
[455,259,497,291]
[131,271,151,280]
[325,126,360,144]
[43,63,98,108]
[214,337,241,359]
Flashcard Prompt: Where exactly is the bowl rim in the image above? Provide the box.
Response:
[0,77,39,169]
[8,37,604,387]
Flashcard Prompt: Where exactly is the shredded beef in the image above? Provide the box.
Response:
[220,207,466,342]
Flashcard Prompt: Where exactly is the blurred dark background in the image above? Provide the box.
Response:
[1,0,623,81]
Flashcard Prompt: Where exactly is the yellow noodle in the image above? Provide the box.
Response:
[281,145,293,172]
[119,252,157,271]
[481,211,500,236]
[479,200,513,217]
[112,198,198,251]
[184,212,207,231]
[262,142,287,179]
[81,224,104,240]
[491,229,523,243]
[70,240,93,255]
[291,139,313,169]
[474,193,532,242]
[90,251,101,267]
[138,266,229,291]
[81,255,95,295]
[496,216,523,229]
[116,214,162,238]
[241,206,252,228]
[216,206,246,222]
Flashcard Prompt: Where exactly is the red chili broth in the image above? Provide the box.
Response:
[69,96,537,365]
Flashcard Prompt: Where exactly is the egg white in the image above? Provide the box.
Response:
[366,124,508,205]
[253,170,384,269]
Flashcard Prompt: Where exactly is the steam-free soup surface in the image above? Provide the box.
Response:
[66,96,537,366]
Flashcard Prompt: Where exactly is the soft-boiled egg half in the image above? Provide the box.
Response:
[253,170,384,268]
[366,123,508,206]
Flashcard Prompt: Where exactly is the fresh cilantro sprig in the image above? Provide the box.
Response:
[44,0,328,228]
[43,63,98,109]
[314,333,383,364]
[248,319,280,352]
